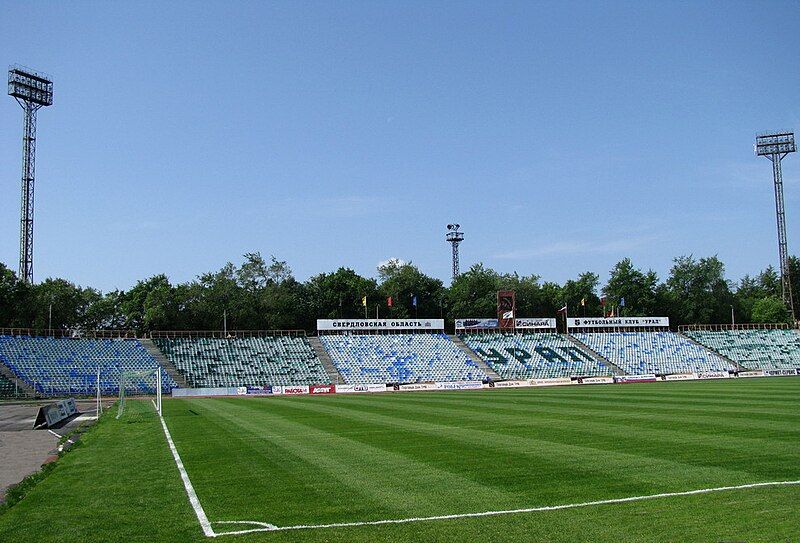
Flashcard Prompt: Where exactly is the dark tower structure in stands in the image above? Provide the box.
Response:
[8,65,53,284]
[756,131,796,318]
[446,224,464,281]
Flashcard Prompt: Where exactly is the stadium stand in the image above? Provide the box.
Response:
[460,332,611,379]
[319,333,488,384]
[0,335,175,396]
[684,328,800,371]
[572,331,736,375]
[152,336,328,387]
[0,372,18,398]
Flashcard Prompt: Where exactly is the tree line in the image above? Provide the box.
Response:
[0,252,795,334]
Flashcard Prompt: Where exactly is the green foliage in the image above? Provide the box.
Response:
[1,253,797,331]
[377,260,445,318]
[664,255,735,325]
[751,296,791,323]
[603,258,659,317]
[305,267,379,320]
[446,264,501,318]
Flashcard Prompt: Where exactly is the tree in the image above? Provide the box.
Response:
[305,268,378,320]
[603,258,659,317]
[377,260,444,318]
[23,278,100,330]
[751,297,791,323]
[664,255,735,325]
[446,264,501,318]
[0,263,30,328]
[120,275,179,332]
[563,272,601,317]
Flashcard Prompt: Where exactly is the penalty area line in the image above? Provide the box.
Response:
[212,479,800,537]
[158,414,216,538]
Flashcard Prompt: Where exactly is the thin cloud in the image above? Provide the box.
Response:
[493,234,661,260]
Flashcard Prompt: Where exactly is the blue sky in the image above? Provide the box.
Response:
[1,1,799,292]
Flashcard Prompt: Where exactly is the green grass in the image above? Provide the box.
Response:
[0,378,798,542]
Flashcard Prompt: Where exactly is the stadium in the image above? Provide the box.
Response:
[1,4,799,543]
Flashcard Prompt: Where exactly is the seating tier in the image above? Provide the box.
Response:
[320,333,487,384]
[572,332,735,375]
[461,332,610,379]
[684,329,800,371]
[0,336,175,396]
[153,336,327,387]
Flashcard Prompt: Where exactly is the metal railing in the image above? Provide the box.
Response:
[678,323,791,332]
[149,330,307,339]
[0,328,138,339]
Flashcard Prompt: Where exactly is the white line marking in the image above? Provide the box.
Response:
[216,521,278,530]
[47,429,62,438]
[158,414,216,537]
[212,479,800,537]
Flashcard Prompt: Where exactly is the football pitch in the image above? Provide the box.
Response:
[1,379,798,542]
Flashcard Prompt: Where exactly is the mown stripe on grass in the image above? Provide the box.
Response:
[167,397,525,525]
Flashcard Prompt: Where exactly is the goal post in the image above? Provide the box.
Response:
[117,367,163,419]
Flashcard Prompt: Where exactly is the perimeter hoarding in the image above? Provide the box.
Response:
[568,317,669,328]
[317,319,444,331]
[514,318,557,329]
[455,318,499,330]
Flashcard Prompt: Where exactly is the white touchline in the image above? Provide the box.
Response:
[159,414,216,538]
[211,479,800,537]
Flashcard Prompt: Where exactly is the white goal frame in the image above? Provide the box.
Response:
[116,367,162,419]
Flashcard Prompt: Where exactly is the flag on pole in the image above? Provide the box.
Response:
[411,295,417,307]
[619,297,626,307]
[502,310,514,319]
[387,296,393,307]
[557,305,567,314]
[362,296,367,307]
[580,297,586,307]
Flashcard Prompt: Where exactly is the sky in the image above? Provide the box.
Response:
[1,1,799,292]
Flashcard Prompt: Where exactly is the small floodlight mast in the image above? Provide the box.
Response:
[8,65,53,284]
[446,224,464,280]
[756,131,797,318]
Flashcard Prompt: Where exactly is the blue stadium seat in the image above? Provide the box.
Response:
[0,335,175,396]
[320,333,487,384]
[572,332,735,375]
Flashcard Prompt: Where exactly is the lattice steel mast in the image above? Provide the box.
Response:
[8,66,53,284]
[756,131,797,317]
[446,224,464,281]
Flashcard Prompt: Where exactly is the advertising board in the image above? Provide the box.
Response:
[317,319,444,331]
[435,381,483,391]
[309,384,335,394]
[514,318,557,329]
[567,317,669,328]
[281,385,310,395]
[577,376,614,384]
[697,372,730,380]
[663,373,698,381]
[455,318,499,330]
[529,377,573,386]
[615,374,658,383]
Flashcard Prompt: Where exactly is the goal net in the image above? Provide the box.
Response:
[116,368,163,420]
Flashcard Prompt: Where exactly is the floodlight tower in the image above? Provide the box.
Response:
[446,224,464,280]
[756,131,797,317]
[8,65,53,284]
